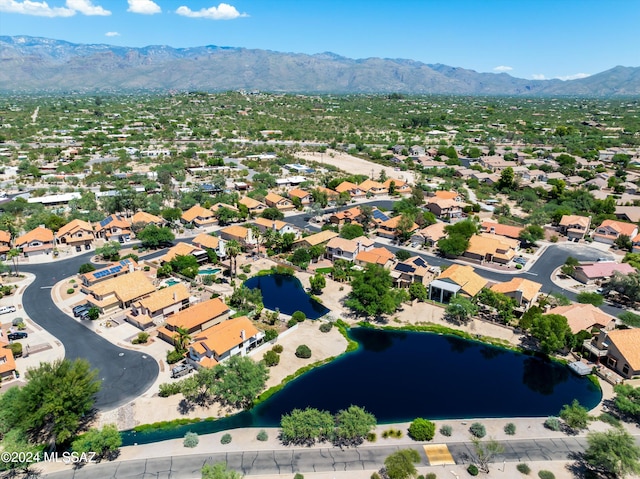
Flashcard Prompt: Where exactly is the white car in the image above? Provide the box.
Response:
[0,306,16,315]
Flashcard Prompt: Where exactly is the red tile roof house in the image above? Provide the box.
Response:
[358,179,388,196]
[95,214,132,243]
[287,188,313,205]
[188,316,265,368]
[592,219,638,245]
[586,328,640,379]
[0,341,17,381]
[572,261,636,285]
[180,204,217,228]
[376,215,419,240]
[335,181,365,198]
[480,221,524,241]
[0,230,11,257]
[80,258,138,289]
[157,297,231,345]
[425,198,465,222]
[126,283,190,330]
[558,215,591,241]
[15,226,55,257]
[265,193,295,211]
[56,218,95,250]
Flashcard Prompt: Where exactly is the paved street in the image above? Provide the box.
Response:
[20,253,159,410]
[42,437,596,478]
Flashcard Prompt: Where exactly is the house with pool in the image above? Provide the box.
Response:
[188,316,264,368]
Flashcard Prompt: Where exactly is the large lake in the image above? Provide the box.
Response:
[244,273,330,318]
[123,328,601,445]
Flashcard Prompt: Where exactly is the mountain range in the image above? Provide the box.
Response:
[1,36,639,96]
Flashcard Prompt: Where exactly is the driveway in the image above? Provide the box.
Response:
[20,252,159,410]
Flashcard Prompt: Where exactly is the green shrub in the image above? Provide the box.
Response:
[220,433,232,444]
[426,474,436,479]
[319,322,333,333]
[371,474,381,479]
[166,350,183,364]
[257,430,268,441]
[538,471,555,479]
[287,318,298,328]
[183,431,199,448]
[366,432,377,442]
[295,344,312,358]
[6,342,22,357]
[517,463,531,475]
[382,428,403,439]
[158,382,181,397]
[263,350,280,367]
[292,311,306,323]
[439,425,452,437]
[516,263,523,269]
[469,422,486,438]
[272,344,284,353]
[598,412,621,427]
[544,416,561,431]
[132,332,150,344]
[408,418,436,441]
[66,288,75,294]
[294,474,304,479]
[264,328,278,342]
[504,422,516,435]
[467,464,479,476]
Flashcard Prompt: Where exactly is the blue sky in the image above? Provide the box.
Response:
[1,0,638,80]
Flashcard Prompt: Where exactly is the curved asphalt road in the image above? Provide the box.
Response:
[20,252,159,410]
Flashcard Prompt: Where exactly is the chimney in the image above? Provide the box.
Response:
[240,329,245,340]
[128,261,134,273]
[173,292,177,301]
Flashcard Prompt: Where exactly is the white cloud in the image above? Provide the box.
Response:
[556,72,591,81]
[176,2,247,20]
[127,0,160,15]
[66,0,110,15]
[493,65,513,72]
[532,74,546,80]
[105,31,120,37]
[0,0,75,17]
[0,0,110,16]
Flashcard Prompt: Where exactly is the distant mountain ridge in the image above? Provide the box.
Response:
[1,35,639,96]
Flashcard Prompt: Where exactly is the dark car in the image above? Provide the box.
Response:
[8,331,28,340]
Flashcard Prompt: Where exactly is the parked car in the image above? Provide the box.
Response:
[78,311,90,320]
[513,257,527,265]
[8,331,27,340]
[171,363,194,379]
[0,306,16,315]
[73,304,89,317]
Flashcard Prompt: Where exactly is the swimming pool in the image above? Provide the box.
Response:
[199,268,221,275]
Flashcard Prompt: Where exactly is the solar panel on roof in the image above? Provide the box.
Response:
[99,216,114,228]
[394,263,415,273]
[372,210,390,221]
[413,257,427,267]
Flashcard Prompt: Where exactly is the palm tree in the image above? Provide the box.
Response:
[226,240,242,279]
[249,226,263,256]
[172,326,192,353]
[7,248,20,277]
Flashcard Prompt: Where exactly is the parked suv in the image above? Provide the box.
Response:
[7,331,27,340]
[171,363,194,379]
[0,306,16,315]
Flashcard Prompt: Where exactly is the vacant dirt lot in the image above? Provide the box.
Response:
[295,149,416,184]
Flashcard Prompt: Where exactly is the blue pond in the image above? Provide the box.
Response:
[243,273,330,319]
[122,328,601,446]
